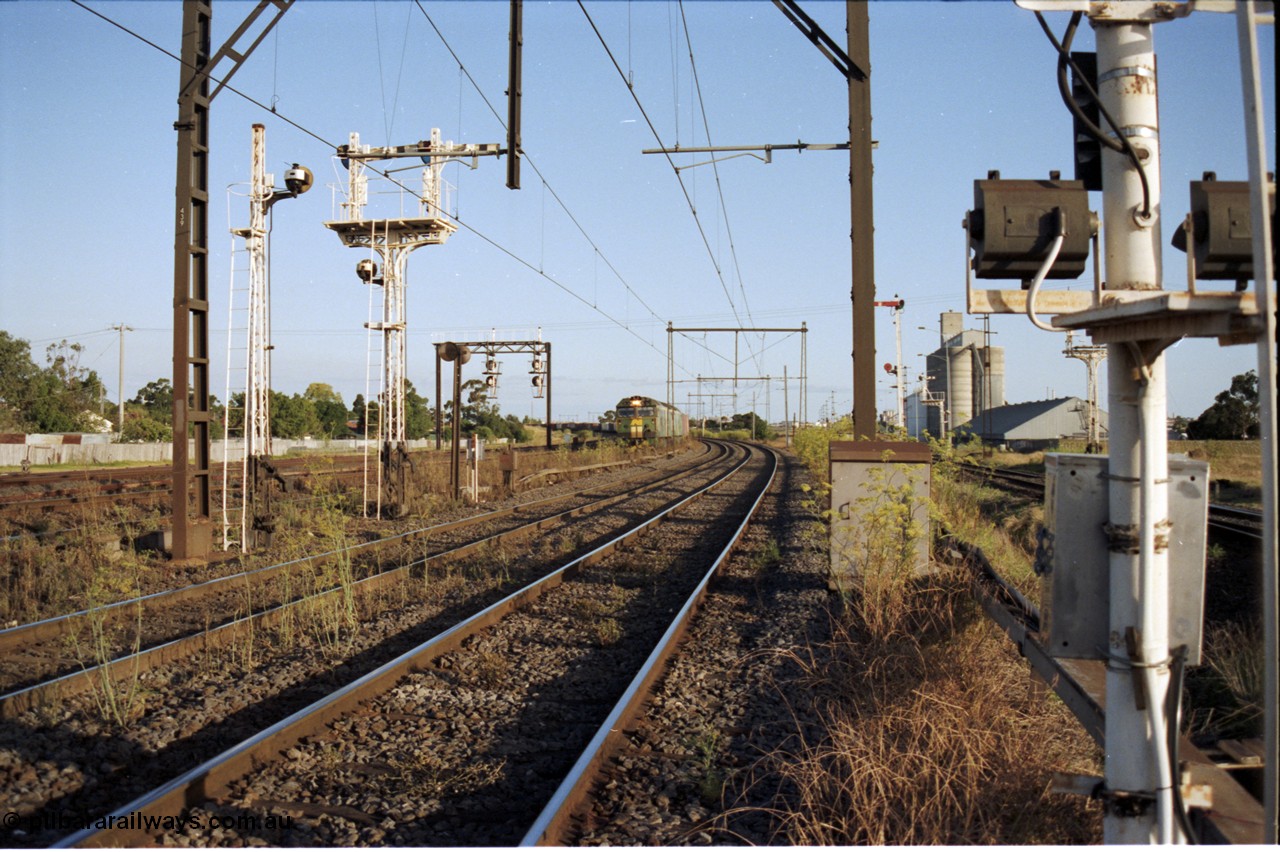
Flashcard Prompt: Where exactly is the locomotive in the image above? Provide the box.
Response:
[614,396,689,444]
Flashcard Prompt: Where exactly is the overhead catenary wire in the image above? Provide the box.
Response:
[68,0,702,376]
[577,0,752,338]
[412,0,731,373]
[677,0,763,375]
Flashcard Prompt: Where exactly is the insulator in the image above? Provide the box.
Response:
[486,375,498,388]
[532,375,543,388]
[531,358,543,372]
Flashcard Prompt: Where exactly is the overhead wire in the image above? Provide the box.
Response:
[577,0,751,338]
[411,0,730,371]
[69,0,685,368]
[677,0,763,374]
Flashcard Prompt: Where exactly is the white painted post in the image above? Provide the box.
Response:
[1095,16,1174,844]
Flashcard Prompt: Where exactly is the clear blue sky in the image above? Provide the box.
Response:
[0,0,1273,425]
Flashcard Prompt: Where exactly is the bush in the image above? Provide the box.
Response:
[119,416,172,443]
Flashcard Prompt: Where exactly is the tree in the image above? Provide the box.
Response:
[304,383,349,438]
[271,391,321,439]
[350,393,367,434]
[404,381,433,440]
[131,378,174,417]
[1187,371,1259,440]
[0,331,40,430]
[0,333,106,433]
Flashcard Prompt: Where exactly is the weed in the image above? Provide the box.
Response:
[70,554,147,727]
[389,751,506,798]
[470,650,510,689]
[1184,621,1263,740]
[593,617,622,646]
[691,726,726,806]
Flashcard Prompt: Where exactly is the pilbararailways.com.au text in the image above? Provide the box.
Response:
[4,810,296,835]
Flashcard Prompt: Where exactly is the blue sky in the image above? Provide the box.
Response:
[0,0,1273,425]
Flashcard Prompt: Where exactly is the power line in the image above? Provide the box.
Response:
[69,0,689,373]
[414,0,737,375]
[577,0,749,335]
[677,0,762,373]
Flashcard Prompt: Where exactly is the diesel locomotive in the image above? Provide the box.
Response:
[615,396,689,443]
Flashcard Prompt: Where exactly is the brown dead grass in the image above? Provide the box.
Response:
[726,566,1101,845]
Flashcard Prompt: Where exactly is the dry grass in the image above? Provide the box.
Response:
[724,437,1101,844]
[730,576,1101,845]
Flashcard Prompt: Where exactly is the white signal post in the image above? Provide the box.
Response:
[1093,13,1174,844]
[326,129,501,517]
[226,124,311,551]
[874,298,906,429]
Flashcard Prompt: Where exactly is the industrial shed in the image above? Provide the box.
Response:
[956,397,1108,452]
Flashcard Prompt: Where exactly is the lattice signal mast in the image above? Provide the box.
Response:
[326,129,501,517]
[225,124,311,551]
[1063,330,1107,454]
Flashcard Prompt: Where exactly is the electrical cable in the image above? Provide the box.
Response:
[413,1,734,376]
[70,0,683,372]
[1034,10,1152,219]
[677,0,763,375]
[1026,208,1068,332]
[578,0,752,336]
[1167,644,1202,844]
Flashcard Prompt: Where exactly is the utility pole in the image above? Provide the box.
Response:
[170,0,294,562]
[110,324,132,439]
[783,365,790,446]
[848,1,875,436]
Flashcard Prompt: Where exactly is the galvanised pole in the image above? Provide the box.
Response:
[1096,15,1173,844]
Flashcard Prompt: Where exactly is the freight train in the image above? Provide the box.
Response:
[613,396,689,443]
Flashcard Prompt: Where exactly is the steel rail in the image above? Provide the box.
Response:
[0,444,562,515]
[1,443,726,718]
[957,462,1264,540]
[522,443,778,846]
[0,441,718,659]
[55,440,753,847]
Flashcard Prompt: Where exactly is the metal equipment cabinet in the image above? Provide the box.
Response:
[828,440,933,590]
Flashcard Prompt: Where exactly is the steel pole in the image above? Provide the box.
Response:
[451,359,462,502]
[847,1,875,437]
[1236,4,1278,840]
[1096,19,1172,844]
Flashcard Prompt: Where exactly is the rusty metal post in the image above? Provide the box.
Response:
[172,0,213,561]
[451,358,462,502]
[435,347,442,451]
[506,0,522,190]
[847,0,875,437]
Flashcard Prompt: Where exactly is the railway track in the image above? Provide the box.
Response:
[0,445,567,517]
[0,456,364,517]
[955,461,1265,542]
[3,441,796,847]
[0,443,726,717]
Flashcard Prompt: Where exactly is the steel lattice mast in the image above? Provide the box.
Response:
[327,129,501,517]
